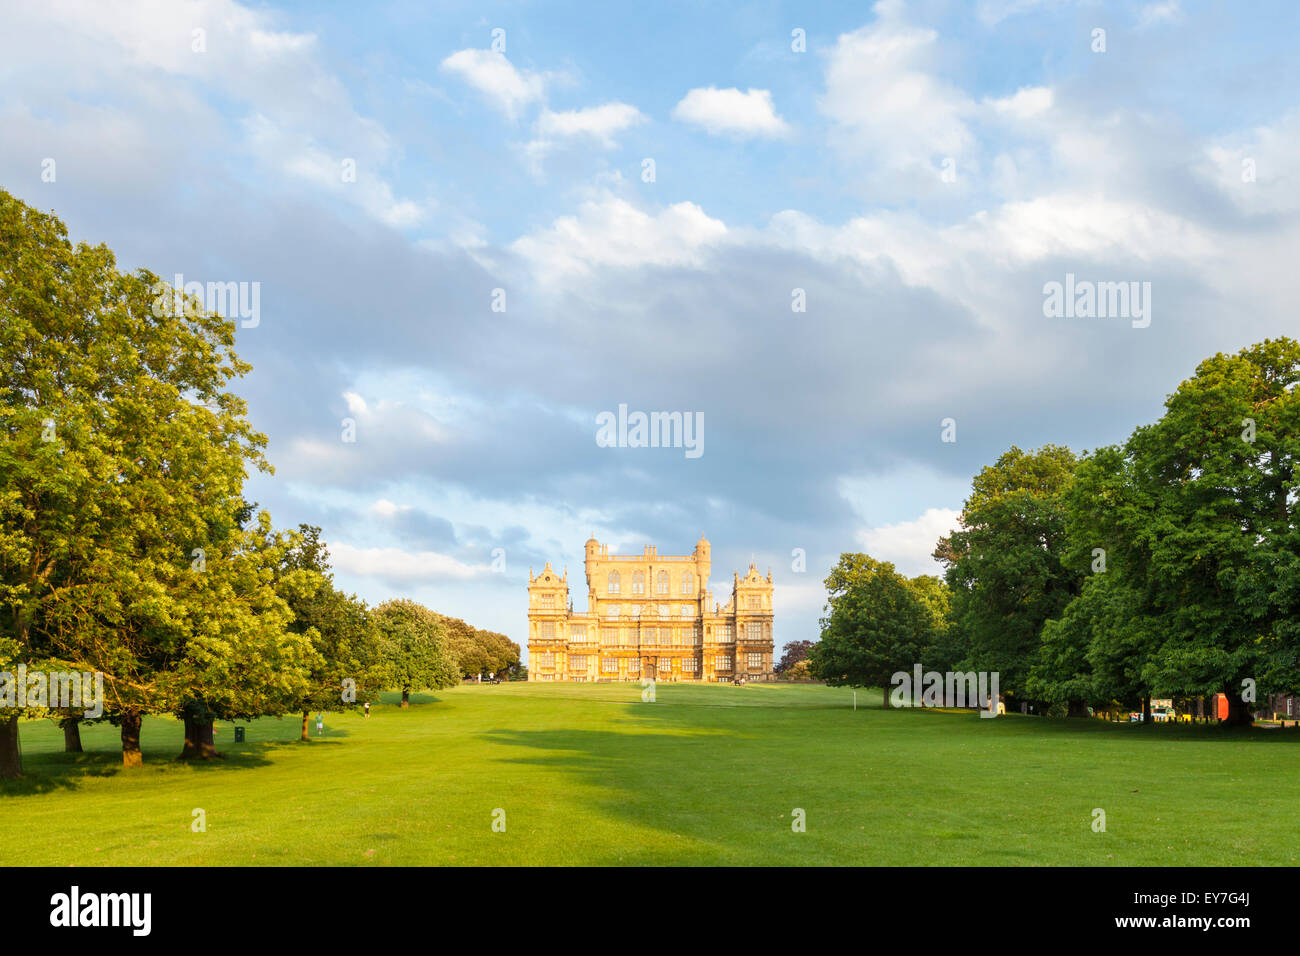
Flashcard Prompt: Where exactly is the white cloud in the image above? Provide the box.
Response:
[671,87,790,139]
[856,508,961,577]
[0,0,424,230]
[1137,1,1182,28]
[523,102,646,174]
[243,114,430,227]
[327,542,490,581]
[985,85,1054,120]
[440,48,546,120]
[820,3,975,174]
[536,103,645,145]
[511,196,727,278]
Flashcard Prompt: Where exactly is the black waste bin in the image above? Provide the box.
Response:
[233,726,245,743]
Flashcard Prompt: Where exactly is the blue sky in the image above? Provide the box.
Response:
[3,0,1298,656]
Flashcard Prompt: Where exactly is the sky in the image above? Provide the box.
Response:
[2,0,1298,658]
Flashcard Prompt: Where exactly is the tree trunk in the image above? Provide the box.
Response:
[197,720,219,757]
[1224,689,1255,727]
[1067,700,1089,718]
[301,711,310,741]
[62,717,83,753]
[401,688,410,708]
[0,714,21,779]
[179,715,221,759]
[121,711,143,768]
[1141,696,1151,723]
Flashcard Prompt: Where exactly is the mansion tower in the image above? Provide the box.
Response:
[527,536,774,682]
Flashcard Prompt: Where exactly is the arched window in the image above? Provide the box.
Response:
[608,571,620,594]
[681,572,694,594]
[632,571,645,594]
[656,571,670,594]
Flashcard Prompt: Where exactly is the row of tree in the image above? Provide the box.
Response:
[0,190,517,779]
[811,338,1300,726]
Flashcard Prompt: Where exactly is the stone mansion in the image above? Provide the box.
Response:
[527,536,775,682]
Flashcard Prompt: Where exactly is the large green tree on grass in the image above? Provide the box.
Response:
[374,600,460,706]
[809,554,938,706]
[440,614,519,680]
[933,444,1083,710]
[166,511,317,759]
[276,525,385,741]
[0,188,280,772]
[1060,340,1300,725]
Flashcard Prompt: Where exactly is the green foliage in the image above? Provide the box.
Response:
[809,554,938,690]
[374,599,460,699]
[274,525,385,714]
[439,613,520,679]
[0,189,293,753]
[935,444,1082,701]
[1054,340,1300,720]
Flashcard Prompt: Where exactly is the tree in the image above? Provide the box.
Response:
[374,600,460,706]
[809,555,937,706]
[1060,340,1300,725]
[275,526,384,742]
[934,445,1082,709]
[166,512,316,759]
[774,640,814,676]
[440,614,520,680]
[441,614,489,679]
[475,629,521,678]
[0,189,272,771]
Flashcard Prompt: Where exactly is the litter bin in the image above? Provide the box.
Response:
[233,726,245,743]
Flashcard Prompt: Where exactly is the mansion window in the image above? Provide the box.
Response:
[539,594,555,609]
[628,659,641,676]
[715,655,732,670]
[747,653,763,669]
[632,571,645,594]
[536,653,554,668]
[658,657,673,672]
[657,571,670,594]
[622,628,635,646]
[606,604,620,619]
[601,628,617,645]
[570,655,588,670]
[678,605,690,616]
[571,625,586,640]
[682,657,697,673]
[608,572,620,595]
[658,605,671,618]
[747,623,763,641]
[691,625,700,642]
[538,622,555,640]
[746,596,760,610]
[681,573,694,594]
[601,658,618,674]
[717,625,734,641]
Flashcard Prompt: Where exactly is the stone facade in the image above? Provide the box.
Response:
[527,536,774,682]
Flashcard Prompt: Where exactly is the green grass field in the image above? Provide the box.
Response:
[1,681,1295,866]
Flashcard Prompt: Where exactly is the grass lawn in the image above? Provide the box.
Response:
[1,681,1295,866]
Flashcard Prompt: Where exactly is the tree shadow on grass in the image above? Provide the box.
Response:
[477,716,784,864]
[902,707,1300,745]
[375,692,445,706]
[0,731,350,795]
